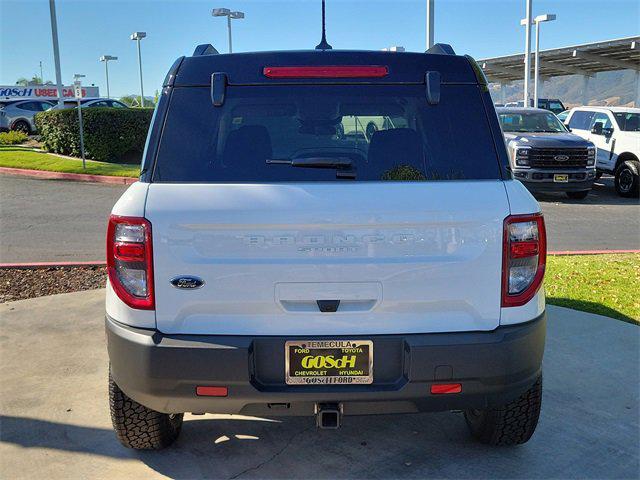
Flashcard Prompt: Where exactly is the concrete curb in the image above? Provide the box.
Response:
[0,167,137,185]
[1,250,638,269]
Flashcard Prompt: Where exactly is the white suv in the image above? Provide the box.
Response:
[565,107,640,197]
[106,45,547,450]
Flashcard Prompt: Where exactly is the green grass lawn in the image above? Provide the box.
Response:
[0,146,139,177]
[546,253,639,324]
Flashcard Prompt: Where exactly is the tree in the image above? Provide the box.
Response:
[119,95,155,108]
[15,75,53,86]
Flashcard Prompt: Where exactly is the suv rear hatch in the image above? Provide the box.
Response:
[144,52,511,335]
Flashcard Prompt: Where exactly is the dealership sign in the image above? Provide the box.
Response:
[0,85,100,100]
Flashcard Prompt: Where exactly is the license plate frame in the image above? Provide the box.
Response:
[285,340,373,385]
[554,174,569,183]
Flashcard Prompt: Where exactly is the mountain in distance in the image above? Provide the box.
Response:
[490,70,638,108]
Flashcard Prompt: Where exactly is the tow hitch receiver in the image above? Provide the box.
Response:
[315,403,343,429]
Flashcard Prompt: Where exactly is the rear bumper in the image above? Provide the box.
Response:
[106,313,546,415]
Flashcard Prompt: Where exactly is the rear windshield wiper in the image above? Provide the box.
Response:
[267,157,353,168]
[267,157,356,178]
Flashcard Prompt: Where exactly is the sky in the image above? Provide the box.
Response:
[1,0,638,98]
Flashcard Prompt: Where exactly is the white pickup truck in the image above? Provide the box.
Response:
[106,45,547,450]
[565,106,640,197]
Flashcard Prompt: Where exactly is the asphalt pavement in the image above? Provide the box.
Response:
[0,290,638,479]
[0,175,127,262]
[0,174,638,263]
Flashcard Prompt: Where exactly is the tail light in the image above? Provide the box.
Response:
[263,65,388,78]
[502,214,546,307]
[107,215,154,310]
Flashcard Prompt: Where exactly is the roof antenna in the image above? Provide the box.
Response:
[315,0,332,50]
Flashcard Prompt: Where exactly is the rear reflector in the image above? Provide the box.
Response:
[430,383,462,394]
[196,386,228,397]
[263,65,388,79]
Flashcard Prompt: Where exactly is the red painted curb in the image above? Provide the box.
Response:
[548,249,640,255]
[0,261,106,269]
[0,166,137,185]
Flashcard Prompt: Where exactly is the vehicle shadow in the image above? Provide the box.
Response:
[547,297,637,324]
[1,409,635,480]
[534,176,638,206]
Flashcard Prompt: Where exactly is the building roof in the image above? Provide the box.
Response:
[479,36,640,84]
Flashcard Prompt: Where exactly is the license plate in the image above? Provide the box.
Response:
[285,340,373,385]
[554,174,569,183]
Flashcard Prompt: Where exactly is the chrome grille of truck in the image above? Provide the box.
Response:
[529,148,589,169]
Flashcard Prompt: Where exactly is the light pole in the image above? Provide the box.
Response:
[521,13,556,108]
[48,0,64,107]
[130,32,146,107]
[522,0,532,107]
[212,8,245,53]
[99,55,118,99]
[532,14,555,108]
[426,0,434,50]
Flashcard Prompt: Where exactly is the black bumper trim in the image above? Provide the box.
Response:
[521,178,595,192]
[106,314,546,415]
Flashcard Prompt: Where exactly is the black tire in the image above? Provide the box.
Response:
[566,190,589,200]
[109,370,183,450]
[464,376,542,446]
[614,160,640,198]
[12,120,30,134]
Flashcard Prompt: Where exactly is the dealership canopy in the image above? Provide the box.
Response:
[479,36,640,83]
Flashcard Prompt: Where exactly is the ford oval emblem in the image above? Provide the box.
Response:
[554,154,569,162]
[170,276,205,289]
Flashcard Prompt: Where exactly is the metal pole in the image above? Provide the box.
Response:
[426,0,434,50]
[105,61,110,99]
[136,39,144,107]
[39,61,44,83]
[227,15,233,53]
[523,0,532,107]
[533,20,540,108]
[77,97,86,169]
[48,0,64,107]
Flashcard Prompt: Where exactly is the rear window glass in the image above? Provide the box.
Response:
[152,85,501,182]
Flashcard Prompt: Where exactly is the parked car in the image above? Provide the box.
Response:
[48,98,129,110]
[0,99,54,133]
[564,106,640,197]
[504,99,566,114]
[106,45,547,450]
[536,99,566,115]
[497,107,597,199]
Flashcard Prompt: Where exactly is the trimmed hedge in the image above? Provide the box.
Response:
[35,107,154,163]
[0,130,28,145]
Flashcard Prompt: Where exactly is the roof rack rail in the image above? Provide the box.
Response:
[193,44,220,56]
[426,43,456,55]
